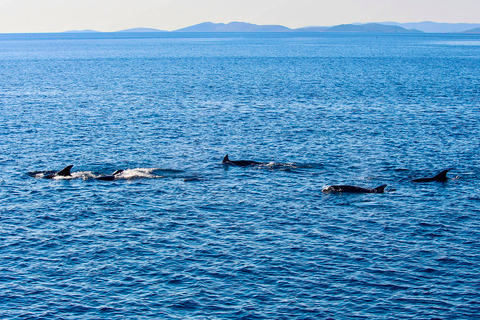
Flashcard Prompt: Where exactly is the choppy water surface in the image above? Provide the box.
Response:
[0,32,479,319]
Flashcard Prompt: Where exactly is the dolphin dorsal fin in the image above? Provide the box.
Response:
[433,169,450,182]
[375,185,387,193]
[56,165,73,177]
[222,155,230,163]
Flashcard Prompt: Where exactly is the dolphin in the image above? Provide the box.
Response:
[43,165,74,179]
[323,184,387,194]
[96,169,124,181]
[222,154,263,167]
[412,169,450,182]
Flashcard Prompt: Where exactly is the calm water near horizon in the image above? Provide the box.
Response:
[0,32,479,319]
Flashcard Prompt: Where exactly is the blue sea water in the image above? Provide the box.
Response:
[0,32,479,319]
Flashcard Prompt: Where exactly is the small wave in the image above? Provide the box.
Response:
[56,171,96,180]
[27,171,54,179]
[28,171,95,180]
[183,176,203,182]
[112,168,163,180]
[255,162,322,171]
[168,299,201,310]
[28,168,165,180]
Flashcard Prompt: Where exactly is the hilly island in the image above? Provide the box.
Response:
[68,21,480,34]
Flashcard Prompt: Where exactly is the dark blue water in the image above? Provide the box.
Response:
[1,32,479,319]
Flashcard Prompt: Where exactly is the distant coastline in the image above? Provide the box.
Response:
[63,21,480,34]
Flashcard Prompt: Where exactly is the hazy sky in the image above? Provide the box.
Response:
[0,0,479,33]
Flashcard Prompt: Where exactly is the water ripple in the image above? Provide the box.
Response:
[0,33,479,319]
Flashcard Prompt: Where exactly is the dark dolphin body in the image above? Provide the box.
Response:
[412,169,450,182]
[30,166,125,181]
[43,165,74,179]
[222,154,263,167]
[323,184,387,194]
[96,170,124,181]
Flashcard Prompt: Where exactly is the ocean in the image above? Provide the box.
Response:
[0,32,479,319]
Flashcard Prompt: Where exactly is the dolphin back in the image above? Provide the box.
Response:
[412,169,450,182]
[432,169,450,182]
[96,175,115,181]
[374,185,387,193]
[56,165,73,177]
[222,154,262,166]
[96,169,124,181]
[323,184,386,194]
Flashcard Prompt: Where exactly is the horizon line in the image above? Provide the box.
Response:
[1,20,480,35]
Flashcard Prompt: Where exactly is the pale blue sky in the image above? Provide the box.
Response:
[0,0,479,33]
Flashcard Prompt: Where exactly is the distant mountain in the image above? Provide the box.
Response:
[117,28,167,33]
[324,23,421,33]
[381,21,480,33]
[62,21,480,34]
[461,28,480,34]
[174,22,291,32]
[174,22,424,33]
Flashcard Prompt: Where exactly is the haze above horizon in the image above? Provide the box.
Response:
[0,0,479,33]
